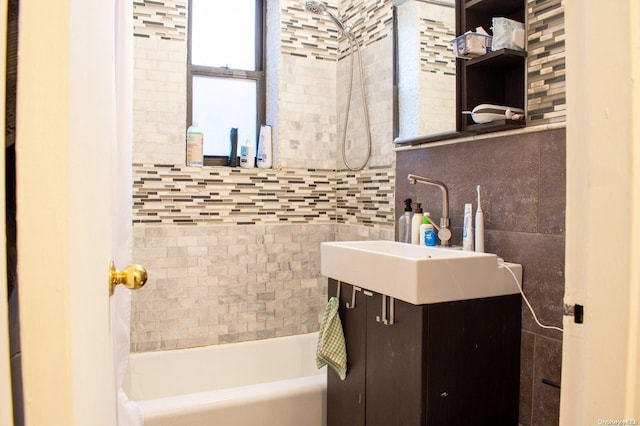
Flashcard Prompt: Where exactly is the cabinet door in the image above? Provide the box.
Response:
[365,293,426,426]
[327,280,367,426]
[424,295,521,425]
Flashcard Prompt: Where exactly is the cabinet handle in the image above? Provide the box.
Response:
[376,295,395,325]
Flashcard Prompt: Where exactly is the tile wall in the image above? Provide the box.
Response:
[337,36,395,169]
[131,0,396,352]
[395,128,565,425]
[132,223,331,350]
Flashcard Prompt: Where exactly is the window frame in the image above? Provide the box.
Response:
[186,0,266,166]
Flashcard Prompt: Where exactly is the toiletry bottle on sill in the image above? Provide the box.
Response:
[228,127,239,167]
[411,202,424,245]
[257,124,273,169]
[398,198,413,243]
[239,140,255,169]
[186,123,203,167]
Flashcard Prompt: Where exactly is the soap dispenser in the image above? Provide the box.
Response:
[411,202,424,245]
[398,198,413,243]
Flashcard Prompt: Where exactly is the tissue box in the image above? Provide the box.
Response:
[491,17,525,51]
[451,33,492,58]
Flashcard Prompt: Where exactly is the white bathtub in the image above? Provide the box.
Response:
[125,333,327,426]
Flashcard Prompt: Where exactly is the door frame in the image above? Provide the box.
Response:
[0,0,12,422]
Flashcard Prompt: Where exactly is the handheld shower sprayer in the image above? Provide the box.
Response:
[304,1,350,36]
[304,0,326,14]
[303,1,372,171]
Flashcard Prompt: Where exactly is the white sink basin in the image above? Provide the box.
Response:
[320,240,521,305]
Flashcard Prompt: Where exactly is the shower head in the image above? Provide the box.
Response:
[305,1,350,35]
[304,0,326,14]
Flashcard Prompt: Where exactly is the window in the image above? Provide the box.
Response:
[187,0,265,165]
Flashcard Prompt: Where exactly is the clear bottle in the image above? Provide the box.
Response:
[398,198,413,243]
[186,123,203,167]
[411,202,424,245]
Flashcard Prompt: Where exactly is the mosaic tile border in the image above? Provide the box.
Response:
[527,0,566,124]
[342,0,393,51]
[133,165,396,229]
[336,169,395,228]
[133,0,187,41]
[420,17,456,76]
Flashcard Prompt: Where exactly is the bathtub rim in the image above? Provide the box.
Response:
[135,371,327,420]
[126,332,324,401]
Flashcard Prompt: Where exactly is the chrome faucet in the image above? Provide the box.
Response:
[407,174,452,246]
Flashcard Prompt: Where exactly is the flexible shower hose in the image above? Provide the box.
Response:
[341,32,372,171]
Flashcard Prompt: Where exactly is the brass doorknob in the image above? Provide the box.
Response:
[109,261,148,295]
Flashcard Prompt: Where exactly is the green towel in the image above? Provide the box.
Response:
[316,297,347,380]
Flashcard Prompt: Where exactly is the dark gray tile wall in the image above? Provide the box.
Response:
[395,128,565,425]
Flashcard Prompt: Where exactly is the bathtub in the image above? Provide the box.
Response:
[125,332,327,426]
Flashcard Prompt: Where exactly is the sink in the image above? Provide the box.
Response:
[320,240,521,305]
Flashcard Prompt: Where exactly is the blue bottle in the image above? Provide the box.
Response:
[423,216,436,246]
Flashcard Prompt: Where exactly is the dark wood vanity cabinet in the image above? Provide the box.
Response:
[456,0,527,133]
[327,279,521,426]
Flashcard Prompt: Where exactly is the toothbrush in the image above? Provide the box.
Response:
[475,185,484,253]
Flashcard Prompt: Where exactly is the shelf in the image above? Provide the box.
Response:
[465,0,524,14]
[394,130,470,147]
[463,119,526,133]
[456,0,526,139]
[463,49,527,68]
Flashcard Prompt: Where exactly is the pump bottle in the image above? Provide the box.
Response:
[398,198,413,243]
[411,203,424,245]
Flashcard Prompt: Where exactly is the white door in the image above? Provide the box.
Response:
[15,0,135,424]
[562,0,640,423]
